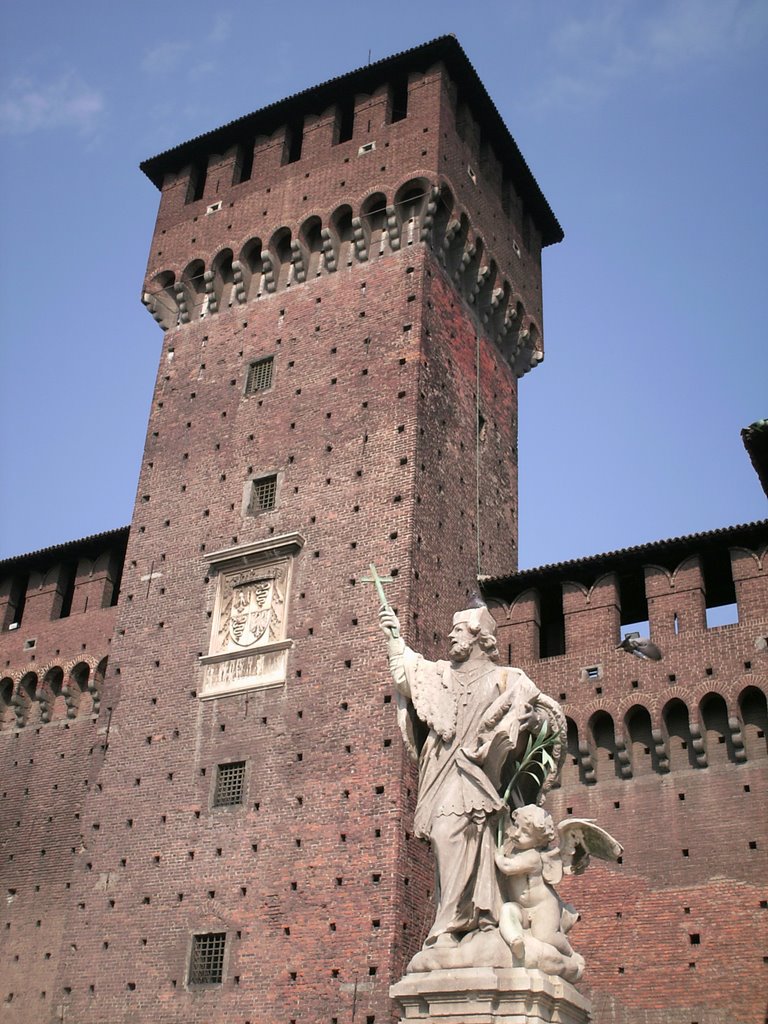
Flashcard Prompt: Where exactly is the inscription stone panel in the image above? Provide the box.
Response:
[199,533,304,697]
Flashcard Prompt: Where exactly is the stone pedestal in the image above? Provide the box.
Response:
[390,968,591,1024]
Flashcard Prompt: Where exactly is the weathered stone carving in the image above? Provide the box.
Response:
[378,598,566,973]
[200,534,303,697]
[374,583,622,1009]
[495,805,622,983]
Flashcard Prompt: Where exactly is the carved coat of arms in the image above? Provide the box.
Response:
[228,578,273,647]
[212,564,288,657]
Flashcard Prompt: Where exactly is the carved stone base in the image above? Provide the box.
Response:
[390,967,591,1024]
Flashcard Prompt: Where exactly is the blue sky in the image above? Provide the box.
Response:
[0,0,765,567]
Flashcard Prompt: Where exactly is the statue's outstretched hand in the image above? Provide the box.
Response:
[379,607,401,639]
[519,702,544,734]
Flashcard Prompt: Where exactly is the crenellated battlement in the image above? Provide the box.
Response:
[0,528,126,732]
[484,520,768,788]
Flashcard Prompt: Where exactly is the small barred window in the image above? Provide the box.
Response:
[213,762,246,807]
[245,357,273,394]
[248,475,277,514]
[189,932,226,984]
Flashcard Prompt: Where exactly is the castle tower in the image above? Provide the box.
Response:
[15,38,560,1022]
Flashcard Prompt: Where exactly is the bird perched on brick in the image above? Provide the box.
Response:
[616,635,662,661]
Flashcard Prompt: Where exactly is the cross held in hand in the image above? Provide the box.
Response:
[361,563,399,638]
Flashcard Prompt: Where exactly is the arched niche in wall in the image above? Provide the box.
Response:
[41,666,65,724]
[698,691,735,765]
[330,205,354,269]
[145,270,178,331]
[237,238,263,302]
[15,672,38,728]
[181,259,207,318]
[269,228,293,291]
[662,698,697,772]
[624,704,656,776]
[64,661,92,719]
[360,192,388,258]
[589,710,620,782]
[209,248,235,311]
[739,685,767,760]
[561,716,580,788]
[0,677,13,730]
[299,216,324,279]
[395,179,430,247]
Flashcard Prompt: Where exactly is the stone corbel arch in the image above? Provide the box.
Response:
[13,671,38,728]
[392,176,433,249]
[298,215,324,279]
[512,315,543,377]
[179,259,207,321]
[62,658,96,719]
[329,204,354,270]
[142,270,179,331]
[0,676,15,730]
[358,190,389,260]
[37,664,65,724]
[206,247,235,313]
[234,237,263,303]
[90,656,108,716]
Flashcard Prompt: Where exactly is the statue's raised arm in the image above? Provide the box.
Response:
[372,593,567,973]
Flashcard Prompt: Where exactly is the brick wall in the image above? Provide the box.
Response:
[488,530,768,1024]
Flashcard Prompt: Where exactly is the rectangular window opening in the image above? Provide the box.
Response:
[705,602,738,629]
[283,122,304,165]
[245,356,274,395]
[539,584,565,659]
[248,475,277,515]
[213,762,246,807]
[233,139,255,184]
[58,562,78,620]
[189,932,226,985]
[390,76,409,123]
[186,161,207,204]
[335,96,355,144]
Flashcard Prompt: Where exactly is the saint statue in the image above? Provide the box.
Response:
[379,602,566,969]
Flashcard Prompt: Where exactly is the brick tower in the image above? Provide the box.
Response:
[40,36,560,1024]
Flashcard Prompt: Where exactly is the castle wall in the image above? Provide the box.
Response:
[0,533,125,1017]
[490,535,768,1024]
[31,51,540,1023]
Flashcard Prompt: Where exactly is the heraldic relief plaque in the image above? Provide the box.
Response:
[199,533,304,697]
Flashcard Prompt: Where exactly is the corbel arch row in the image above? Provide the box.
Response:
[560,683,767,785]
[141,173,542,375]
[0,654,107,730]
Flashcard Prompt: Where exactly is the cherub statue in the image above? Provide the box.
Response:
[494,805,623,983]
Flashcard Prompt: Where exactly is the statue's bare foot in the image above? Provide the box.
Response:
[430,933,459,948]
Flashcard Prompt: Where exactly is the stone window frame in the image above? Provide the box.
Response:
[199,533,304,699]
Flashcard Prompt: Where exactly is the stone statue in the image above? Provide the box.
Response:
[494,805,622,983]
[378,600,566,972]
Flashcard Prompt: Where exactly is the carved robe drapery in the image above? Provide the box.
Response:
[390,647,541,942]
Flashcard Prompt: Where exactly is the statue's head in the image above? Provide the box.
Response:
[507,804,555,849]
[448,605,499,663]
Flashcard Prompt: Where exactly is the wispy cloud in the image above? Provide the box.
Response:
[535,0,768,108]
[0,72,104,135]
[141,41,192,75]
[140,11,232,78]
[210,12,232,44]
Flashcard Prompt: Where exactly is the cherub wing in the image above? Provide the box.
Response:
[557,818,624,876]
[541,847,564,886]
